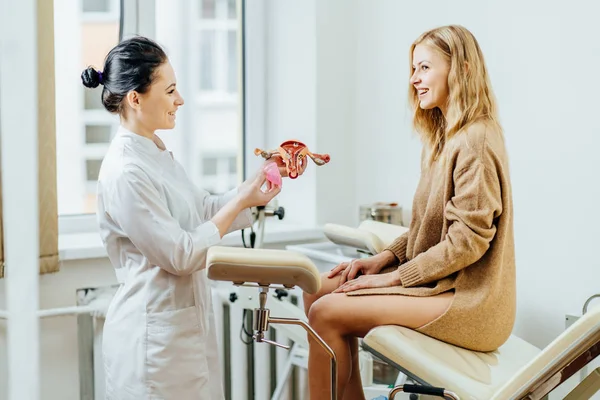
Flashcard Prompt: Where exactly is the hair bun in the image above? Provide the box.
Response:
[81,67,102,88]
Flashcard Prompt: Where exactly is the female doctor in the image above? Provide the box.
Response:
[82,36,285,399]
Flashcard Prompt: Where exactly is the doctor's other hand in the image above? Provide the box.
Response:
[237,170,281,209]
[328,250,397,287]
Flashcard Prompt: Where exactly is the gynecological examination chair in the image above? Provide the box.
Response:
[207,220,600,399]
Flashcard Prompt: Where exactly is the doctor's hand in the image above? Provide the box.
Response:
[332,270,401,293]
[237,170,281,209]
[328,250,397,287]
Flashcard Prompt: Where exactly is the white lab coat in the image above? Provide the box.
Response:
[97,125,252,399]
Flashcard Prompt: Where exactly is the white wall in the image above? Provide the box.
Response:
[262,0,318,227]
[353,1,422,224]
[315,0,357,226]
[262,0,358,228]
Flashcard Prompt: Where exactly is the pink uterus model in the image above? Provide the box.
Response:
[254,140,331,179]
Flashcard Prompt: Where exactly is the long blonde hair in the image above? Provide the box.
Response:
[409,25,501,161]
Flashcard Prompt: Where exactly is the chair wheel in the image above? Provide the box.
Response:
[409,395,419,400]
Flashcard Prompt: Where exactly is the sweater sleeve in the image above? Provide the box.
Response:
[384,231,409,264]
[397,159,503,287]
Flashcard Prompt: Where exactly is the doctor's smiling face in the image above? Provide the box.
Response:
[124,61,185,131]
[81,36,187,139]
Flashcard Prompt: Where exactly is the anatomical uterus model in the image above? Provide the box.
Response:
[254,140,330,179]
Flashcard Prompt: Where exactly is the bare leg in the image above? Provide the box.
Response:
[307,290,453,400]
[341,337,363,400]
[304,273,362,400]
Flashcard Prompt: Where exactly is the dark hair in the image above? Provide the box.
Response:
[81,36,168,114]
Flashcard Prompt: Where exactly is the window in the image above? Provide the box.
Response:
[85,125,112,144]
[82,0,111,13]
[199,153,238,194]
[155,0,243,196]
[196,0,239,96]
[54,0,120,217]
[55,0,245,231]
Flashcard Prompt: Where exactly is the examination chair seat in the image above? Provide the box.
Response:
[363,305,600,399]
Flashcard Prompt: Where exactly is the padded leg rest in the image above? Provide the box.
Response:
[206,246,321,294]
[324,219,408,255]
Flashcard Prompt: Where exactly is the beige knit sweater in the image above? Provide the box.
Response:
[349,120,515,352]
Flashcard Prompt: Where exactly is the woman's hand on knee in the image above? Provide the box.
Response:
[327,256,385,287]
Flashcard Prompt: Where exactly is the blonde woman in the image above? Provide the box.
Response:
[303,25,515,399]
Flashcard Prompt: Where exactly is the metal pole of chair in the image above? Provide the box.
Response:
[252,288,338,400]
[268,317,337,400]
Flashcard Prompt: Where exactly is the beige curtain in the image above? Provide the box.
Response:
[0,0,59,278]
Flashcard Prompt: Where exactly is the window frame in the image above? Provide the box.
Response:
[56,0,123,234]
[81,0,121,198]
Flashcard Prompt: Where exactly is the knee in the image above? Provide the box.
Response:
[307,296,336,332]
